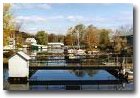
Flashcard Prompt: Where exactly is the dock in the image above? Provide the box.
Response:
[29,65,121,70]
[29,80,126,85]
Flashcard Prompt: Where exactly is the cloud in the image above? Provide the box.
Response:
[16,15,86,24]
[15,15,65,24]
[15,12,133,34]
[12,3,52,10]
[67,15,84,22]
[47,16,64,20]
[16,15,47,23]
[66,15,112,25]
[16,14,114,26]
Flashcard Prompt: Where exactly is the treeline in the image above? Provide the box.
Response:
[64,24,133,54]
[64,24,110,50]
[34,24,111,51]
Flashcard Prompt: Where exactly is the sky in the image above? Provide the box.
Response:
[11,3,133,35]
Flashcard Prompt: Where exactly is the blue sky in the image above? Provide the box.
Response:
[11,3,133,35]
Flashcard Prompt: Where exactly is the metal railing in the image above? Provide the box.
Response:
[29,56,133,71]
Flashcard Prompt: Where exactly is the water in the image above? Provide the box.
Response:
[3,68,134,90]
[3,48,134,90]
[30,70,116,80]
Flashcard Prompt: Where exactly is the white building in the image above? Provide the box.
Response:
[25,38,37,45]
[48,42,64,48]
[8,51,31,80]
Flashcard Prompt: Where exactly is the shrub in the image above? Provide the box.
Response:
[3,50,15,58]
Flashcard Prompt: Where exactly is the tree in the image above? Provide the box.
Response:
[64,27,75,46]
[84,25,99,50]
[3,3,15,46]
[72,24,86,46]
[112,25,133,54]
[64,34,73,46]
[14,21,23,48]
[48,33,56,42]
[99,29,110,50]
[35,31,48,45]
[113,36,123,53]
[117,25,133,35]
[57,35,64,42]
[48,33,64,42]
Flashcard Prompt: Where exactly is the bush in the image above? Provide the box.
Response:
[16,43,23,48]
[3,50,15,58]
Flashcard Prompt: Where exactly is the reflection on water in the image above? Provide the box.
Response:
[30,70,116,80]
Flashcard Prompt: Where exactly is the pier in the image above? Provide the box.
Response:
[29,65,121,70]
[29,54,133,81]
[29,80,126,85]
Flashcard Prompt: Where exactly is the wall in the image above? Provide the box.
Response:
[9,55,29,77]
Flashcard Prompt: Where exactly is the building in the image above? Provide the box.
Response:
[31,44,48,51]
[25,38,37,45]
[48,42,64,48]
[8,51,31,83]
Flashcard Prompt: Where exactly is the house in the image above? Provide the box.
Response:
[8,51,31,83]
[25,38,37,45]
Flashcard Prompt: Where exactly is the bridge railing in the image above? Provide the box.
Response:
[29,56,133,68]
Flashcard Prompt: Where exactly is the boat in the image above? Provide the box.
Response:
[68,54,77,59]
[68,49,76,54]
[125,68,133,80]
[127,69,133,80]
[102,62,116,66]
[76,49,86,55]
[67,49,86,59]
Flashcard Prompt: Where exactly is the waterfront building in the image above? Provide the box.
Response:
[8,51,31,82]
[25,38,37,45]
[48,42,64,48]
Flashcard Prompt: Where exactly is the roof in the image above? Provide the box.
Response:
[26,38,36,41]
[48,42,64,45]
[25,38,36,43]
[16,51,31,61]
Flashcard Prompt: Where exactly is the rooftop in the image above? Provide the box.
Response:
[16,51,31,61]
[48,42,64,46]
